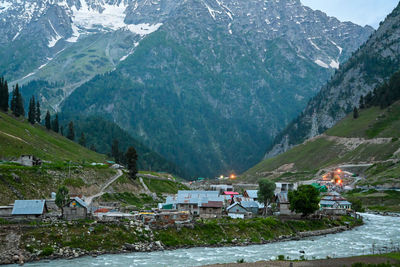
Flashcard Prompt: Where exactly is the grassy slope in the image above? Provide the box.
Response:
[345,189,400,212]
[0,112,189,207]
[242,101,400,184]
[0,111,106,163]
[100,173,189,208]
[0,164,117,205]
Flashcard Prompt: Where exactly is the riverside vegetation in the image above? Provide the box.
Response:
[0,215,362,264]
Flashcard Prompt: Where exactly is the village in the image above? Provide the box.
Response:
[0,155,358,227]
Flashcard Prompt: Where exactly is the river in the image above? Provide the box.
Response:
[21,213,400,267]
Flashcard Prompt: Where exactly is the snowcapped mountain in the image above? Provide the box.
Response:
[0,0,374,176]
[0,0,372,83]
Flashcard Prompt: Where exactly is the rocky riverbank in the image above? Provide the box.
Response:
[366,211,400,217]
[0,216,361,265]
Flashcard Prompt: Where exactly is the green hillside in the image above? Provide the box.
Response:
[242,101,400,186]
[0,111,189,206]
[0,111,106,163]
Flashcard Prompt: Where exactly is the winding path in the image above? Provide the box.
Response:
[85,169,123,206]
[139,177,151,194]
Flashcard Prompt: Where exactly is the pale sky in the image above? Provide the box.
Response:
[301,0,399,28]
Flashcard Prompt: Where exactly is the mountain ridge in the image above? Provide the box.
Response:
[1,0,374,176]
[265,2,400,159]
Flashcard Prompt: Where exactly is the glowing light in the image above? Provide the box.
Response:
[230,174,236,179]
[337,169,342,173]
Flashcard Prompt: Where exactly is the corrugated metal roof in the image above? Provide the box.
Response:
[240,201,259,208]
[72,197,87,208]
[12,200,46,215]
[320,200,352,206]
[201,201,223,208]
[226,202,246,211]
[320,200,335,205]
[245,190,258,199]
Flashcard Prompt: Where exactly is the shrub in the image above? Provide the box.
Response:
[277,255,285,260]
[40,246,54,257]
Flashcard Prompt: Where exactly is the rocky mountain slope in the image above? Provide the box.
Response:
[0,0,373,176]
[242,97,400,187]
[266,2,400,159]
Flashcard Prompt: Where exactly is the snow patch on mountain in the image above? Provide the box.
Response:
[47,20,62,47]
[126,23,163,35]
[0,0,12,14]
[330,40,343,55]
[314,59,329,68]
[66,23,80,42]
[70,0,128,31]
[67,0,162,39]
[308,38,321,51]
[329,59,339,69]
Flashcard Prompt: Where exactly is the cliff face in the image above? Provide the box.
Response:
[266,3,400,159]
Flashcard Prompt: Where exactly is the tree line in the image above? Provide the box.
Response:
[353,69,400,119]
[359,69,400,110]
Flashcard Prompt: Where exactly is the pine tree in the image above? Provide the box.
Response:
[45,111,51,130]
[67,121,75,140]
[125,146,138,180]
[353,107,359,119]
[79,132,86,147]
[28,96,36,124]
[11,84,24,117]
[0,77,9,112]
[16,84,24,117]
[10,86,17,116]
[0,77,4,111]
[52,114,59,133]
[60,126,64,136]
[35,101,41,123]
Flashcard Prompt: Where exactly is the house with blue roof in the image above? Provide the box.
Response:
[319,192,352,211]
[226,202,250,219]
[240,201,260,215]
[63,197,89,220]
[12,200,48,219]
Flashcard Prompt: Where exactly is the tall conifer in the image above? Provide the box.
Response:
[52,114,59,133]
[11,84,24,117]
[35,101,41,123]
[45,110,51,130]
[67,121,75,140]
[0,77,9,112]
[28,96,36,124]
[10,86,17,115]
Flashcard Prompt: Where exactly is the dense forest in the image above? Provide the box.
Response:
[360,69,400,109]
[0,77,184,178]
[59,115,186,177]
